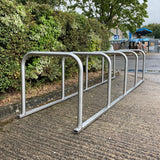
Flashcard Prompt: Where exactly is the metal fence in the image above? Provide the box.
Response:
[149,39,160,53]
[19,49,145,133]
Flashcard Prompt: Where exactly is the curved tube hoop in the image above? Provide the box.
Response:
[119,50,138,86]
[103,51,128,95]
[131,49,145,80]
[73,52,112,132]
[19,51,84,130]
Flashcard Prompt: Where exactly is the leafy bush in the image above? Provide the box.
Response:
[0,0,109,93]
[0,1,63,92]
[88,18,110,51]
[53,11,109,52]
[0,0,26,92]
[53,11,109,74]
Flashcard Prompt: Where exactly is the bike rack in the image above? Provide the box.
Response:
[104,50,145,108]
[19,50,145,133]
[131,49,145,81]
[100,51,128,94]
[118,49,145,87]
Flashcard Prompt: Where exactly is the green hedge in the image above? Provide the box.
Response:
[0,0,110,93]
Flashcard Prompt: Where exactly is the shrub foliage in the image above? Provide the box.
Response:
[0,0,109,93]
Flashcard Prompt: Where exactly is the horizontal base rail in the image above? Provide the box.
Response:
[19,76,116,118]
[74,79,144,132]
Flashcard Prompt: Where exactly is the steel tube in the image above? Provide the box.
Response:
[20,96,69,118]
[131,49,145,80]
[77,60,83,130]
[99,51,128,95]
[21,54,29,117]
[110,79,144,108]
[102,57,104,82]
[119,50,138,86]
[113,54,116,78]
[62,57,65,99]
[86,56,89,89]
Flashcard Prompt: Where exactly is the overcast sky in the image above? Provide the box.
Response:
[142,0,160,25]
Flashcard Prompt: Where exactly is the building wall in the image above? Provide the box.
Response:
[110,28,123,40]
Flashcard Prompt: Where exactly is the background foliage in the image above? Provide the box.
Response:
[143,23,160,39]
[0,0,109,93]
[69,0,148,37]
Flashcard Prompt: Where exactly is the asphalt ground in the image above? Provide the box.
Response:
[0,72,160,159]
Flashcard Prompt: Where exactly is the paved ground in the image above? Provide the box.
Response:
[145,54,160,71]
[0,71,160,159]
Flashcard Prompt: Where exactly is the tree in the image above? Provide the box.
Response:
[16,0,67,8]
[69,0,148,36]
[143,23,160,38]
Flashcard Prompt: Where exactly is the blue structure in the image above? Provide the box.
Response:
[129,31,132,39]
[136,28,152,35]
[114,35,119,40]
[128,28,152,52]
[130,38,150,42]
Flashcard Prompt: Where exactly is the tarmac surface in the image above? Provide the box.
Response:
[0,72,160,159]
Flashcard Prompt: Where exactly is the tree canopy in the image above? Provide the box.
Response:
[69,0,148,36]
[15,0,67,8]
[143,23,160,38]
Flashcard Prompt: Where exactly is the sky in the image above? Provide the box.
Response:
[142,0,160,25]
